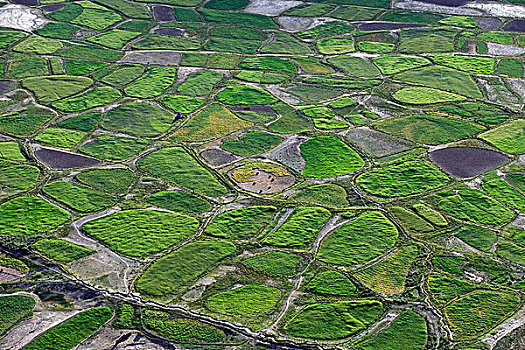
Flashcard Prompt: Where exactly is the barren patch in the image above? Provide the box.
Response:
[0,4,47,31]
[346,127,414,157]
[245,0,303,17]
[120,51,181,66]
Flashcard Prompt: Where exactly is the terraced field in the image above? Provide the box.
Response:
[0,0,524,350]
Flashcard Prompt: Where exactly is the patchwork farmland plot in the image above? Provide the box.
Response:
[0,0,524,348]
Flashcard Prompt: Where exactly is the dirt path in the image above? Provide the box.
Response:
[482,304,525,349]
[65,208,140,294]
[0,309,84,350]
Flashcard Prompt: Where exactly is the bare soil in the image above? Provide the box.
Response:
[346,127,413,157]
[266,135,306,173]
[244,0,303,17]
[120,51,181,66]
[228,168,295,194]
[0,4,48,31]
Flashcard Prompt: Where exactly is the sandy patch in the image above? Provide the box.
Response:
[0,4,47,31]
[346,127,413,157]
[393,0,483,16]
[277,16,316,32]
[245,0,303,16]
[508,79,525,99]
[266,135,306,173]
[466,2,525,18]
[486,43,525,56]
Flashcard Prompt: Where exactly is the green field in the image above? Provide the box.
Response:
[23,307,113,350]
[76,168,134,194]
[102,102,174,137]
[142,310,226,343]
[42,180,117,213]
[146,191,211,213]
[2,1,524,346]
[0,295,35,336]
[83,209,199,259]
[355,245,418,295]
[207,284,281,316]
[305,270,357,297]
[355,310,427,350]
[317,211,398,267]
[205,206,276,240]
[173,103,252,142]
[243,251,302,276]
[34,239,94,263]
[300,136,364,178]
[375,114,485,145]
[284,300,383,340]
[357,162,449,198]
[479,119,525,154]
[437,188,515,226]
[138,147,228,197]
[263,207,331,248]
[136,240,236,297]
[0,196,70,236]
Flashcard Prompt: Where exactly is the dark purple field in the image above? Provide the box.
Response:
[35,148,100,169]
[11,0,39,6]
[153,6,175,21]
[200,149,237,167]
[230,106,276,114]
[429,147,509,178]
[0,81,16,95]
[503,20,525,33]
[358,22,426,31]
[40,3,64,12]
[155,28,183,37]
